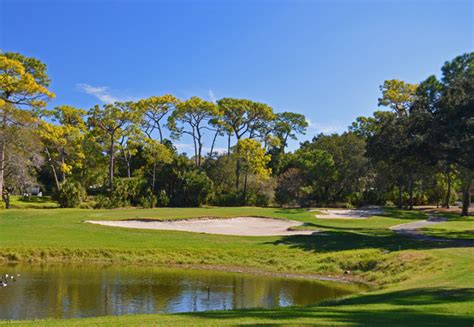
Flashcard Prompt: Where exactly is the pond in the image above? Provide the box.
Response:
[0,264,363,320]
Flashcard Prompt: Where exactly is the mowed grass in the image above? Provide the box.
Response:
[0,205,473,326]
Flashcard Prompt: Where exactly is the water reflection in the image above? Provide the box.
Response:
[0,264,361,320]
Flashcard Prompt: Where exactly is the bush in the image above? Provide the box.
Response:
[212,191,245,206]
[346,192,363,207]
[170,170,213,207]
[94,178,147,209]
[138,190,156,209]
[156,190,170,207]
[94,195,112,209]
[53,180,85,208]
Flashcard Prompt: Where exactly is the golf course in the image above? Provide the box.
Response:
[1,1,473,325]
[0,197,472,326]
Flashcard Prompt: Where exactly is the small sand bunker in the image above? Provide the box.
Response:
[315,207,383,219]
[86,217,316,236]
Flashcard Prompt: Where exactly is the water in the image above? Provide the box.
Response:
[0,264,361,320]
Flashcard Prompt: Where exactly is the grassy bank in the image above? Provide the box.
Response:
[0,206,473,326]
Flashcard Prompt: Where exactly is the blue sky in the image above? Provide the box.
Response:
[1,0,473,153]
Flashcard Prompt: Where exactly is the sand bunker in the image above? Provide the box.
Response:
[86,217,316,236]
[315,208,384,219]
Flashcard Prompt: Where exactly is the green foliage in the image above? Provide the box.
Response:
[217,98,275,140]
[156,190,170,207]
[234,138,272,179]
[2,51,473,215]
[378,79,418,116]
[138,189,157,209]
[170,170,213,207]
[53,180,85,208]
[167,96,219,166]
[95,178,146,208]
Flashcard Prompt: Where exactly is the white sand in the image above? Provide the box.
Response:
[86,217,316,236]
[314,208,384,219]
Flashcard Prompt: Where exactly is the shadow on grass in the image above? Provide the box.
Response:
[181,287,474,326]
[332,287,474,306]
[266,230,474,252]
[422,229,474,241]
[380,208,428,220]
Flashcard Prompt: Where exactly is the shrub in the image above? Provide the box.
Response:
[156,190,170,207]
[170,170,213,207]
[212,191,244,206]
[53,180,85,208]
[139,190,156,209]
[94,178,147,208]
[94,195,112,209]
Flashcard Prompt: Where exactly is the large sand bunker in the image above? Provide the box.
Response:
[315,208,384,219]
[86,217,316,236]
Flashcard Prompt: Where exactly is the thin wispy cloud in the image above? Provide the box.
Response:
[208,89,217,103]
[306,119,345,135]
[77,83,135,104]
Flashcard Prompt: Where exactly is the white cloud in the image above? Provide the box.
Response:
[77,83,128,104]
[208,89,217,103]
[306,119,346,135]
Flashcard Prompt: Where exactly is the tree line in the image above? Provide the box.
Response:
[0,51,472,215]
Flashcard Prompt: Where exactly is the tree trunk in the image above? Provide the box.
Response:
[243,167,248,204]
[235,135,241,190]
[45,148,61,191]
[444,169,451,208]
[109,136,115,188]
[0,110,6,203]
[209,129,219,158]
[0,134,4,204]
[408,179,414,210]
[461,173,472,216]
[123,150,131,178]
[397,183,403,209]
[60,149,66,182]
[197,141,203,166]
[227,132,231,158]
[235,159,241,190]
[157,125,163,144]
[192,131,198,166]
[151,162,156,208]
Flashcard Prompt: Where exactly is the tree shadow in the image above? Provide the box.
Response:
[422,229,474,241]
[180,287,474,326]
[265,230,474,252]
[379,208,429,220]
[329,287,474,306]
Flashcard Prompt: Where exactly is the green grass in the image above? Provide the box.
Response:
[422,217,474,240]
[9,196,59,209]
[0,206,473,326]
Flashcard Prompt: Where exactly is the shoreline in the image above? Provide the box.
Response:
[0,256,369,286]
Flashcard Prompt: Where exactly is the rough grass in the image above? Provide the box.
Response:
[0,206,473,326]
[9,196,59,209]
